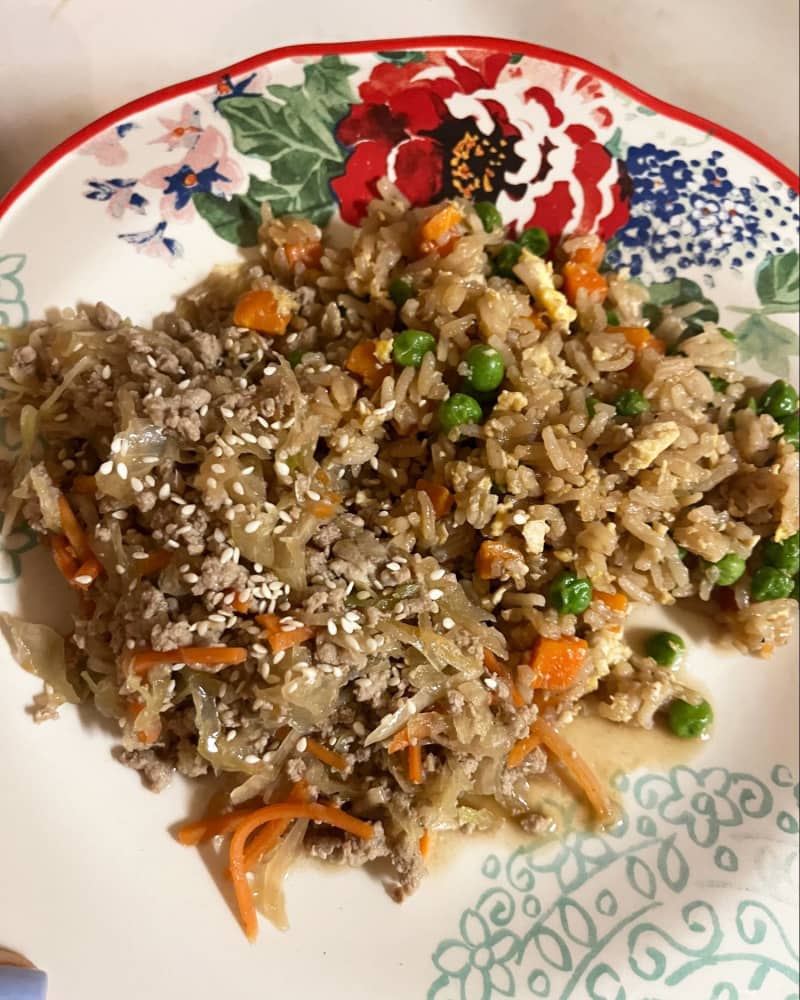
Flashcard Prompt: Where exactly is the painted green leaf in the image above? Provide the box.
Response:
[735,313,798,377]
[205,55,357,232]
[377,50,426,64]
[626,855,657,899]
[645,277,719,334]
[755,250,799,310]
[605,127,624,160]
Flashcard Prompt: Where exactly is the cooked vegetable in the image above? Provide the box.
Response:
[305,739,347,773]
[177,805,258,846]
[50,534,79,581]
[530,636,588,690]
[464,344,505,393]
[389,276,415,308]
[609,325,666,354]
[407,743,423,784]
[392,329,436,368]
[72,475,97,494]
[0,613,79,706]
[345,340,390,389]
[57,495,93,562]
[762,533,800,576]
[645,631,686,667]
[483,648,524,708]
[474,201,502,232]
[668,698,713,739]
[548,571,593,614]
[562,261,608,305]
[614,389,650,417]
[416,479,454,517]
[711,553,746,587]
[709,376,728,394]
[419,204,462,254]
[256,613,314,653]
[594,591,628,613]
[517,226,550,257]
[759,379,798,420]
[492,243,521,279]
[130,646,247,675]
[133,550,172,577]
[475,539,522,580]
[439,393,483,433]
[242,782,309,872]
[750,565,794,602]
[781,411,799,449]
[284,240,322,268]
[233,289,291,335]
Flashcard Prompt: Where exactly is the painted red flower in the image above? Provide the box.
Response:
[332,51,630,240]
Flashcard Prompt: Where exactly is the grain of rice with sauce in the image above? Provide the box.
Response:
[0,181,797,933]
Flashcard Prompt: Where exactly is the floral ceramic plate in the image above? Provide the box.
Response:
[0,37,798,1000]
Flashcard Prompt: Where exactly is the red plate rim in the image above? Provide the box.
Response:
[1,33,797,223]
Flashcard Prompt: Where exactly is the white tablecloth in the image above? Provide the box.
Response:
[0,0,797,198]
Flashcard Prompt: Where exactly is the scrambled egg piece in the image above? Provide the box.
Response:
[514,249,577,327]
[522,519,548,555]
[495,390,528,413]
[616,421,681,474]
[374,338,393,364]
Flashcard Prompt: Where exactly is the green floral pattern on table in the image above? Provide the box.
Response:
[0,253,29,329]
[0,514,37,585]
[428,765,799,1000]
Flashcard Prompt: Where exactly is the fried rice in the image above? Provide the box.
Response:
[0,182,797,935]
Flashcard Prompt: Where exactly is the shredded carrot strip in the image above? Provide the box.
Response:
[228,590,249,614]
[177,806,261,846]
[57,495,92,562]
[72,554,104,590]
[419,204,463,255]
[534,718,614,822]
[407,743,424,784]
[416,479,454,517]
[240,782,309,872]
[228,803,374,941]
[344,340,391,389]
[308,500,336,519]
[305,738,348,773]
[608,325,666,355]
[255,613,314,653]
[50,534,79,581]
[475,539,522,580]
[508,730,543,769]
[284,241,323,268]
[529,636,588,691]
[233,289,291,335]
[72,475,97,494]
[131,645,247,676]
[419,829,431,859]
[483,648,524,708]
[134,550,172,577]
[571,241,606,267]
[562,261,608,305]
[387,717,434,754]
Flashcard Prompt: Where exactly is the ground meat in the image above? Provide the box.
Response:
[188,331,222,368]
[94,301,122,329]
[150,619,195,650]
[306,820,389,867]
[142,388,212,443]
[118,748,174,791]
[194,553,249,594]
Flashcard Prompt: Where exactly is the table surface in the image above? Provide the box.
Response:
[0,0,798,198]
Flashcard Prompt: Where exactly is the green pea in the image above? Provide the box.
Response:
[762,532,800,576]
[586,396,597,419]
[615,389,650,417]
[287,349,304,368]
[389,276,415,308]
[712,553,746,586]
[492,243,522,279]
[464,345,505,393]
[605,309,620,327]
[392,329,436,368]
[718,327,736,342]
[780,412,799,449]
[759,379,798,420]
[548,571,593,615]
[668,699,713,739]
[645,631,686,667]
[474,201,503,233]
[439,393,483,433]
[709,376,728,393]
[750,565,794,602]
[675,545,688,561]
[517,226,550,257]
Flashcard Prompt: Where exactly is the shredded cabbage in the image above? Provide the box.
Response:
[253,818,309,930]
[0,613,79,706]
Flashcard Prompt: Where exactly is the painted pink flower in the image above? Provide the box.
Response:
[150,103,203,152]
[333,51,630,240]
[141,125,245,220]
[79,122,137,167]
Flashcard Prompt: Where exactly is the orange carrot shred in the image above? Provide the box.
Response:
[308,500,336,519]
[255,613,314,653]
[72,554,104,590]
[57,495,92,562]
[344,340,391,389]
[571,242,606,267]
[529,636,588,691]
[483,648,524,708]
[416,479,454,517]
[533,718,614,822]
[562,261,608,306]
[233,289,291,335]
[134,550,172,577]
[508,730,544,768]
[407,743,423,784]
[228,802,374,941]
[72,475,97,494]
[305,738,348,773]
[50,534,79,581]
[419,204,463,255]
[419,829,431,859]
[229,590,249,614]
[177,805,261,846]
[130,645,247,676]
[239,782,309,872]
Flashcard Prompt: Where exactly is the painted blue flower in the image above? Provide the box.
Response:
[162,161,230,211]
[0,253,28,328]
[84,178,149,218]
[118,221,183,260]
[212,71,258,107]
[432,909,518,1000]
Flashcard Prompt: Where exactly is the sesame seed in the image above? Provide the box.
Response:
[131,477,143,493]
[273,651,285,664]
[133,552,150,561]
[512,512,528,525]
[327,620,338,636]
[275,461,290,477]
[244,754,260,765]
[429,588,444,601]
[73,574,93,586]
[430,568,446,581]
[341,618,356,634]
[220,406,234,419]
[243,519,261,535]
[184,572,199,584]
[211,463,226,475]
[171,495,185,506]
[166,539,180,549]
[264,365,277,376]
[232,482,245,496]
[111,510,127,520]
[158,483,171,500]
[241,432,257,444]
[116,462,128,480]
[208,613,227,623]
[146,354,157,369]
[386,561,401,572]
[100,460,114,475]
[180,504,197,518]
[206,477,217,489]
[101,364,111,379]
[484,677,498,690]
[126,638,136,650]
[111,439,122,454]
[442,617,455,629]
[115,564,126,575]
[297,737,308,752]
[178,378,191,390]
